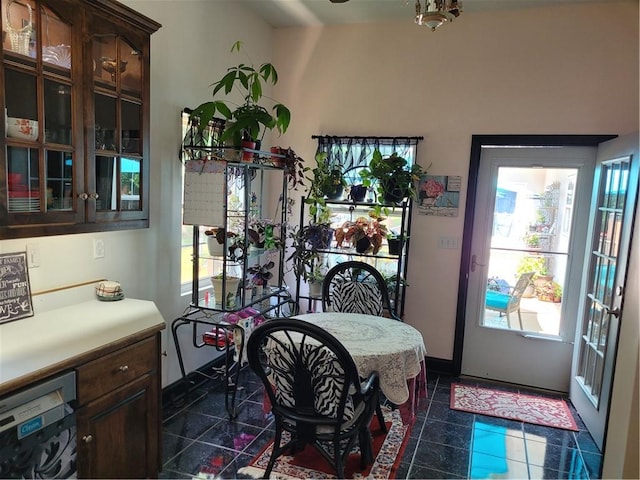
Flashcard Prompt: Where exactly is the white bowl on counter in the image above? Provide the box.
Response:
[6,117,38,140]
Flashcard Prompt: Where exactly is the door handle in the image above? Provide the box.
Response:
[471,254,486,273]
[605,306,621,318]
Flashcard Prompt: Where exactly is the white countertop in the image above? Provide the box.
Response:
[0,298,165,387]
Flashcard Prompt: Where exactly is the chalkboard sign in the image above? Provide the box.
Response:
[0,252,34,325]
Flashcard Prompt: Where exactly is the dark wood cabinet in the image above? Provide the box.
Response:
[0,0,160,238]
[76,334,161,478]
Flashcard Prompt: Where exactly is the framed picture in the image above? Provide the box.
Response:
[0,252,34,324]
[418,175,461,217]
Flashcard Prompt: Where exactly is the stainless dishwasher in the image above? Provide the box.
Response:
[0,371,77,479]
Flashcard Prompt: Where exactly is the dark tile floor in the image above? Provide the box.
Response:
[160,370,603,479]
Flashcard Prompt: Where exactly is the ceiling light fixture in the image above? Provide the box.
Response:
[415,0,462,31]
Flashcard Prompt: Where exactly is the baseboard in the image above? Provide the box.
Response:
[162,352,228,405]
[426,356,457,377]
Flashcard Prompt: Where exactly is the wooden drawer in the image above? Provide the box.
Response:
[76,336,157,405]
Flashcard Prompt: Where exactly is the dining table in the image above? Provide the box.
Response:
[291,312,428,424]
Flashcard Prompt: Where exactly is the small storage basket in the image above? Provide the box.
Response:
[5,0,33,56]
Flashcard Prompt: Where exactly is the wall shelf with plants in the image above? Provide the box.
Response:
[291,140,425,318]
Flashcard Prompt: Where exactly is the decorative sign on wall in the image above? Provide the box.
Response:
[0,252,34,324]
[417,175,462,217]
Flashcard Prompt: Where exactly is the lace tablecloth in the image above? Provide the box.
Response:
[293,312,427,405]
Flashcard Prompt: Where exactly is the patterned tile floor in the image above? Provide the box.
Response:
[160,371,602,479]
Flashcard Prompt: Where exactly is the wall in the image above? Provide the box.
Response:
[1,0,634,473]
[270,1,639,360]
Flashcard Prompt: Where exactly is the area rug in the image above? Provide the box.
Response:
[238,407,411,479]
[450,383,578,431]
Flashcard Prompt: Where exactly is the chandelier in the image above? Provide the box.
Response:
[415,0,462,31]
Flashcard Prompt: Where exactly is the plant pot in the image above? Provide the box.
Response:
[383,186,404,204]
[270,147,285,167]
[355,237,372,254]
[241,140,256,162]
[522,283,536,298]
[387,237,403,255]
[324,184,343,200]
[207,236,224,256]
[309,280,323,298]
[211,276,241,308]
[349,184,367,203]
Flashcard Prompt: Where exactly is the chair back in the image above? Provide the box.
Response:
[247,318,369,430]
[321,261,401,321]
[510,272,535,305]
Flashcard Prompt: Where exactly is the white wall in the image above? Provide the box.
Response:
[270,1,639,360]
[3,0,635,474]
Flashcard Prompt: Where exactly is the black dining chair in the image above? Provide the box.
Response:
[246,318,381,479]
[322,260,402,322]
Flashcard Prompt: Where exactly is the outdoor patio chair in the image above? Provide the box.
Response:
[485,272,535,330]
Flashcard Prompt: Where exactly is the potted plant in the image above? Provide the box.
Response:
[270,146,308,190]
[189,41,291,153]
[536,280,563,303]
[247,219,284,251]
[204,227,245,260]
[247,260,275,289]
[524,232,541,249]
[307,264,328,298]
[210,273,241,308]
[334,216,388,255]
[359,150,427,204]
[386,232,407,256]
[287,218,333,284]
[307,152,346,200]
[516,254,552,297]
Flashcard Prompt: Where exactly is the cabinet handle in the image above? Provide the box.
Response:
[89,192,99,199]
[82,434,93,443]
[119,365,129,372]
[78,193,88,200]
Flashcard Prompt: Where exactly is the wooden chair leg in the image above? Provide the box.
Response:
[376,403,387,433]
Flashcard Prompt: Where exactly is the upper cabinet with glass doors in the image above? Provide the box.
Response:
[0,0,160,238]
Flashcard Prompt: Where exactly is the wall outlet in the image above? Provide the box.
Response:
[93,238,105,259]
[26,243,40,267]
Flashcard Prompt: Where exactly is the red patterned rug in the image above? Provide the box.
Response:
[238,408,411,479]
[451,383,578,431]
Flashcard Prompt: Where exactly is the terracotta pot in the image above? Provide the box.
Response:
[241,140,256,162]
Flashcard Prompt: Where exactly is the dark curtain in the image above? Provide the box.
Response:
[313,136,422,174]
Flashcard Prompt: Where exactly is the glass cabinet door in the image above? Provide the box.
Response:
[1,0,156,238]
[91,31,145,216]
[2,1,81,222]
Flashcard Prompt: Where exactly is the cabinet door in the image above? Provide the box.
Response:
[0,0,157,238]
[86,12,150,225]
[77,373,159,478]
[1,1,86,234]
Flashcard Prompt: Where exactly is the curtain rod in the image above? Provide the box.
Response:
[312,135,423,141]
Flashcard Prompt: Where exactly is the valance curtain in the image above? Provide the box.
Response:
[312,136,422,174]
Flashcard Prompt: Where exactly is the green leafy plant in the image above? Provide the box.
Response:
[190,41,291,144]
[276,146,308,191]
[524,233,540,248]
[516,255,550,279]
[286,225,332,282]
[359,150,427,203]
[306,152,346,201]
